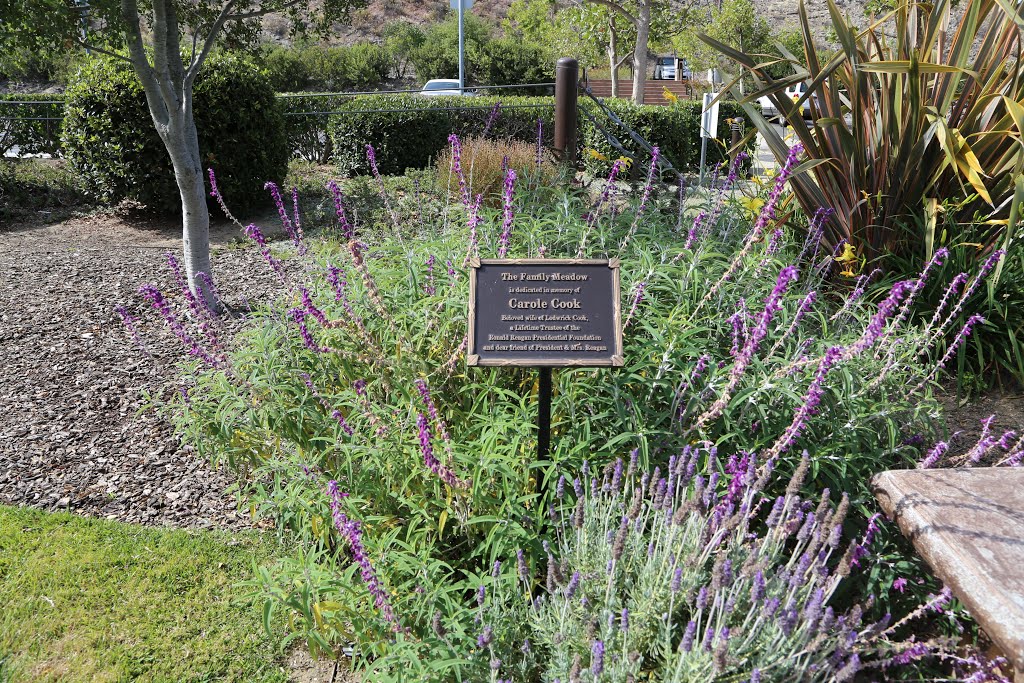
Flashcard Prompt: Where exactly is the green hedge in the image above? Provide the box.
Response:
[263,43,393,93]
[0,94,65,157]
[328,94,556,175]
[327,94,754,178]
[62,53,288,213]
[580,98,755,175]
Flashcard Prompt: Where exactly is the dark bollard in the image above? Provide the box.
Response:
[554,57,579,167]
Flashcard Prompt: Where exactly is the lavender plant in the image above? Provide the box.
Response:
[125,132,1013,681]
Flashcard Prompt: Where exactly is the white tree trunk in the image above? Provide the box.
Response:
[121,0,218,311]
[631,1,650,105]
[608,19,620,98]
[161,111,214,305]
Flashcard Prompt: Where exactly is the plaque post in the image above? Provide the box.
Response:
[537,367,552,461]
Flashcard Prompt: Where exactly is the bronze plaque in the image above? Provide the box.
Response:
[467,258,624,367]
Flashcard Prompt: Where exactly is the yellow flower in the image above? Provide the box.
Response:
[663,86,679,105]
[587,148,609,162]
[616,156,633,168]
[840,268,856,277]
[836,243,857,265]
[741,196,765,216]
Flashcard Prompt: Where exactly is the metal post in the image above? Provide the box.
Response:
[554,57,579,166]
[537,367,552,462]
[457,0,465,96]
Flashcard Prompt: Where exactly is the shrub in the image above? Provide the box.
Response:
[435,136,558,205]
[263,44,312,92]
[580,98,752,176]
[62,53,288,213]
[472,38,553,94]
[713,0,1024,263]
[0,94,65,157]
[0,158,91,219]
[122,133,1020,679]
[328,95,556,175]
[382,21,425,80]
[408,13,493,82]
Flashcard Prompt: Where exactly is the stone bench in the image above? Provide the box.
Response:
[872,468,1024,682]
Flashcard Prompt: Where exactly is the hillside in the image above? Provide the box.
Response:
[262,0,873,47]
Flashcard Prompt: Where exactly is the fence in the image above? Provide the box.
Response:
[0,97,65,157]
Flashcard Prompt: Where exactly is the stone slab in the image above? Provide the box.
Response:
[872,468,1024,674]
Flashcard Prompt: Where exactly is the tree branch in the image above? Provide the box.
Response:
[121,0,170,126]
[185,0,238,84]
[73,37,133,64]
[226,0,305,22]
[578,0,639,27]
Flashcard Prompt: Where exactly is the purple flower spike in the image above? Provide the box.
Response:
[138,284,216,366]
[416,412,466,489]
[326,480,399,630]
[326,180,355,240]
[497,168,517,258]
[590,640,605,676]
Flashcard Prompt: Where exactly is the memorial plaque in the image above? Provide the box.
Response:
[467,258,623,367]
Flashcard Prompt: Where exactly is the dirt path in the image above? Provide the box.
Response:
[0,212,286,529]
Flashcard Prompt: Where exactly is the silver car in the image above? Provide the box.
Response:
[419,79,474,96]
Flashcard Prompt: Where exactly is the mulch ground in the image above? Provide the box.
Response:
[0,212,288,529]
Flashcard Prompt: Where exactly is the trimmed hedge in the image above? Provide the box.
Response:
[328,94,556,176]
[62,53,288,213]
[0,94,65,157]
[327,94,755,178]
[580,98,755,175]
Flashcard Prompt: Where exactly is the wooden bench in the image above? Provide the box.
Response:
[872,468,1024,682]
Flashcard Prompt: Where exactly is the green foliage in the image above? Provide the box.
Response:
[472,38,553,94]
[328,94,555,175]
[0,159,92,222]
[408,12,494,82]
[0,44,87,86]
[0,504,287,682]
[62,53,288,213]
[581,98,753,175]
[674,0,771,72]
[382,21,425,80]
[138,140,991,675]
[0,0,366,64]
[263,43,392,93]
[0,94,65,157]
[709,0,1024,264]
[262,44,314,92]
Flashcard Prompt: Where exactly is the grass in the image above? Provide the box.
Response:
[0,505,289,683]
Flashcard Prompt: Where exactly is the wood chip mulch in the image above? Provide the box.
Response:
[0,215,288,529]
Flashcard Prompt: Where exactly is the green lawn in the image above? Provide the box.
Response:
[0,505,288,683]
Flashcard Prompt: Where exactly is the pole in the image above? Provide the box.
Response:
[554,57,579,166]
[537,367,552,462]
[699,135,708,187]
[458,0,465,96]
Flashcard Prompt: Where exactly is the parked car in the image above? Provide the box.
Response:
[757,82,818,121]
[653,56,676,80]
[419,79,475,96]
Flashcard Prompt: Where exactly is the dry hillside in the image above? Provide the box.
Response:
[261,0,875,46]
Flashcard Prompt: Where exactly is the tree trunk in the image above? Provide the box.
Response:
[607,18,619,98]
[631,1,650,105]
[121,0,217,311]
[161,109,214,306]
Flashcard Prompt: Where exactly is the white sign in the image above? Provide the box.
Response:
[701,92,720,139]
[450,0,474,7]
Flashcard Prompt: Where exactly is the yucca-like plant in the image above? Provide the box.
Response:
[703,0,1024,264]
